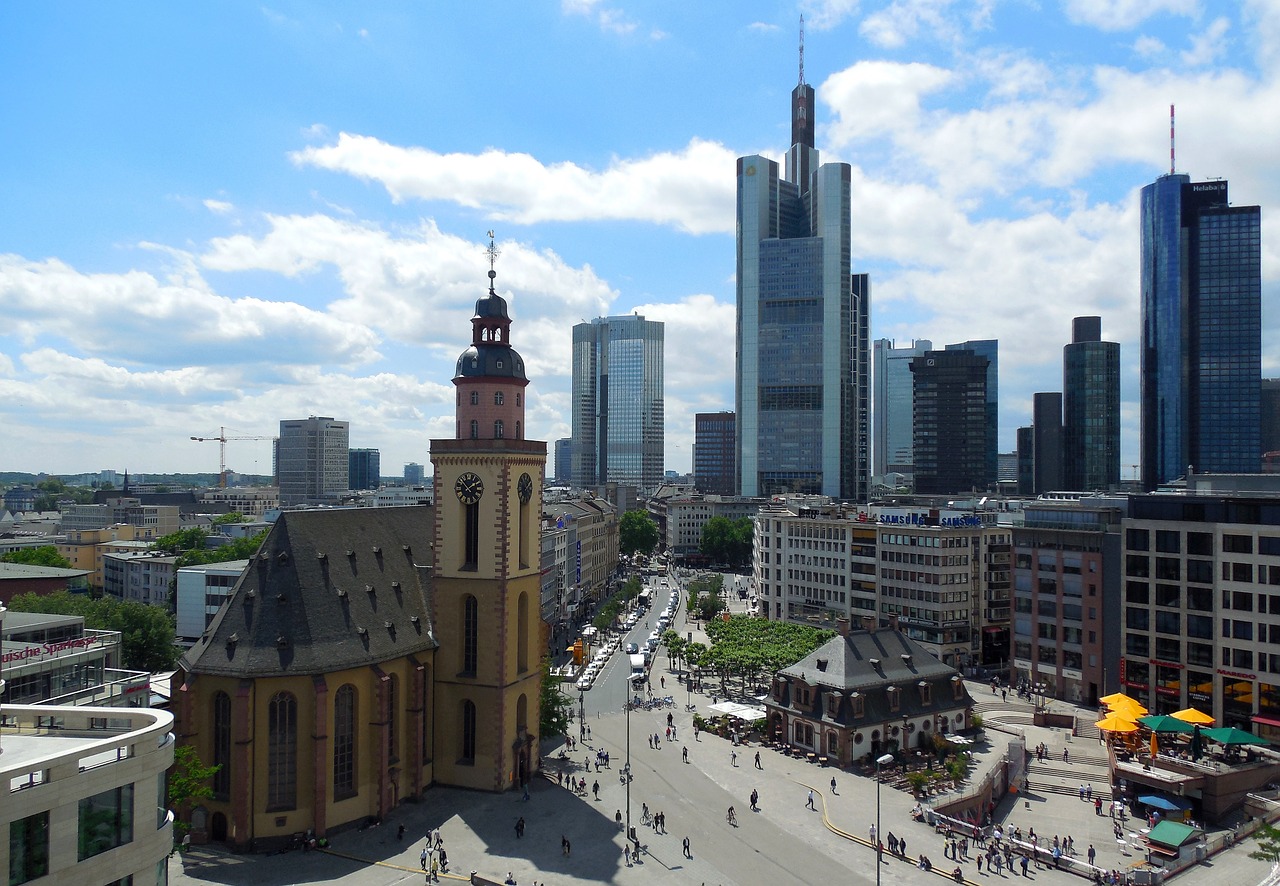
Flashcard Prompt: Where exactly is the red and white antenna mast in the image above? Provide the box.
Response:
[798,15,805,86]
[1170,104,1175,175]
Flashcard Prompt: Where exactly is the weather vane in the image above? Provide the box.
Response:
[485,230,500,291]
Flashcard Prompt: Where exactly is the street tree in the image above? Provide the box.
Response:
[1250,821,1280,862]
[700,517,754,568]
[619,510,659,558]
[539,656,574,738]
[169,744,220,838]
[1,545,73,568]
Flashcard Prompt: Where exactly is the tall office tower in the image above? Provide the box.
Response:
[348,448,381,491]
[945,339,999,487]
[1015,427,1034,495]
[1031,392,1064,494]
[1063,316,1121,491]
[911,350,990,495]
[571,315,665,493]
[1261,380,1280,456]
[736,45,866,500]
[694,412,737,495]
[403,462,426,486]
[872,338,933,480]
[1140,175,1262,489]
[554,437,572,483]
[277,416,350,506]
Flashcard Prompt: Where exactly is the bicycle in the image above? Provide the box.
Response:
[726,807,737,825]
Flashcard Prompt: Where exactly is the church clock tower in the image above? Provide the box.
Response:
[430,234,546,792]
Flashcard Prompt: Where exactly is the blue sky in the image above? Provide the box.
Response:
[2,1,1278,480]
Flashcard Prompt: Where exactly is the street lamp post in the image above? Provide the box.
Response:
[875,752,895,886]
[625,686,632,847]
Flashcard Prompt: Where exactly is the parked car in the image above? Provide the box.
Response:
[625,642,639,654]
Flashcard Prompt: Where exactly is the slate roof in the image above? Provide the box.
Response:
[769,628,974,728]
[181,506,437,678]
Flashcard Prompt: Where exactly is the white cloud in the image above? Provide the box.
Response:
[1133,34,1168,58]
[859,0,960,49]
[203,198,234,215]
[1181,16,1229,66]
[562,0,639,36]
[801,0,862,31]
[291,134,736,234]
[1063,0,1198,32]
[748,22,780,33]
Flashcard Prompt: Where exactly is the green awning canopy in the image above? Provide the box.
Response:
[1146,820,1202,849]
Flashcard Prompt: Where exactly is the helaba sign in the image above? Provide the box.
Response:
[1,635,101,665]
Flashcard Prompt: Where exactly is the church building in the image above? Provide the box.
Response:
[172,246,546,850]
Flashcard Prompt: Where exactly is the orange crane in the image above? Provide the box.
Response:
[190,427,276,487]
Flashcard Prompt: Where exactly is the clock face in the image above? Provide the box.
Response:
[454,472,484,505]
[517,473,533,504]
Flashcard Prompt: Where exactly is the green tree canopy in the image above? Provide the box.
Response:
[700,516,754,568]
[1,545,73,568]
[7,591,178,672]
[169,744,220,838]
[212,511,249,525]
[174,531,268,568]
[152,528,209,556]
[619,510,660,558]
[539,655,574,738]
[700,614,835,693]
[1250,821,1280,862]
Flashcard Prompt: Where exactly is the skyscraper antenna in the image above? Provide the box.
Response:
[798,15,805,86]
[1170,104,1175,175]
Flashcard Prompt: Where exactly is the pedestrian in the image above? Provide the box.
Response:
[1021,855,1029,877]
[586,724,591,739]
[435,829,443,849]
[750,788,759,811]
[1079,783,1086,800]
[661,676,665,688]
[655,732,661,747]
[900,835,907,856]
[993,852,1003,874]
[888,833,897,855]
[694,724,700,741]
[592,779,599,800]
[1095,797,1102,815]
[660,812,666,833]
[615,809,623,830]
[754,750,762,769]
[397,824,406,841]
[683,746,688,763]
[1086,783,1093,800]
[1087,844,1096,865]
[870,823,877,843]
[1063,747,1069,763]
[522,781,530,801]
[438,848,447,871]
[731,749,737,766]
[976,854,983,872]
[420,847,428,870]
[806,790,816,810]
[665,726,671,741]
[624,844,631,865]
[830,776,837,794]
[515,817,525,838]
[683,836,691,858]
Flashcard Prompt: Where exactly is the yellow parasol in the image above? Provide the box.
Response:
[1095,714,1139,733]
[1100,692,1137,706]
[1150,732,1159,756]
[1171,707,1214,725]
[1107,696,1149,718]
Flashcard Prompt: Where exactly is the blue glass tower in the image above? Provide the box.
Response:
[1140,175,1261,488]
[736,57,868,500]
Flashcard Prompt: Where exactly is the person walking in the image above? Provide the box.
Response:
[750,788,759,811]
[515,817,525,838]
[683,836,691,859]
[870,823,877,843]
[420,847,428,870]
[731,749,737,767]
[806,790,816,810]
[1021,855,1029,877]
[754,750,762,769]
[830,776,838,794]
[624,844,631,866]
[1087,844,1096,866]
[682,746,688,763]
[592,780,600,800]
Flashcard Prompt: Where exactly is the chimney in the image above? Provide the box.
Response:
[860,614,876,633]
[836,617,850,637]
[887,614,900,632]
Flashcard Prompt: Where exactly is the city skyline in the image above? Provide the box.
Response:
[2,3,1278,477]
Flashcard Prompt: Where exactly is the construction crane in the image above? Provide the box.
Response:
[190,427,276,487]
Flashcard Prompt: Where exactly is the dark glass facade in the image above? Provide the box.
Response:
[694,412,736,495]
[1032,392,1063,493]
[348,448,380,491]
[1063,316,1120,491]
[1140,175,1261,488]
[945,339,999,487]
[911,350,990,495]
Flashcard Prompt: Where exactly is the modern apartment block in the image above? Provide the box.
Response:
[911,349,992,495]
[277,416,350,507]
[100,550,176,606]
[59,501,179,538]
[736,56,868,501]
[872,338,933,483]
[1140,175,1262,488]
[1063,316,1121,491]
[174,559,250,643]
[659,493,765,559]
[1012,498,1124,705]
[571,315,665,493]
[694,412,736,496]
[1119,485,1280,731]
[347,447,381,491]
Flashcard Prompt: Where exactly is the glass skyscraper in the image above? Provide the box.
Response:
[735,64,868,501]
[872,338,933,480]
[1140,175,1261,488]
[1062,316,1120,491]
[911,350,990,495]
[571,315,664,492]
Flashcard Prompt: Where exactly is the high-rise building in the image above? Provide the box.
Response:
[404,462,426,486]
[348,448,381,491]
[911,350,991,495]
[1016,427,1034,495]
[945,339,999,487]
[277,416,350,507]
[1262,380,1280,458]
[571,315,664,492]
[872,338,932,481]
[554,437,572,483]
[694,412,736,496]
[735,50,867,501]
[1032,392,1064,494]
[1140,175,1261,489]
[1063,316,1121,491]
